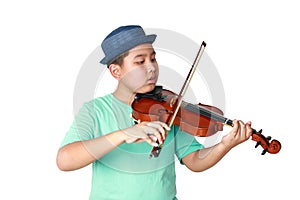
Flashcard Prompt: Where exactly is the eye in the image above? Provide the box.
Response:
[135,60,145,65]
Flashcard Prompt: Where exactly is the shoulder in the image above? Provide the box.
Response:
[74,94,113,118]
[83,93,113,109]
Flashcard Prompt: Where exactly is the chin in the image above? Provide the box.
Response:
[136,84,156,94]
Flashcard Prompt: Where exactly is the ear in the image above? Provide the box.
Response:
[109,64,122,80]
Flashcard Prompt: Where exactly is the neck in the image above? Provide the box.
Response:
[112,83,136,105]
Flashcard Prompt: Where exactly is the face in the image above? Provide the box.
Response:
[115,43,159,94]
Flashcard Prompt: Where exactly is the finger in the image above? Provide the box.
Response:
[144,127,162,144]
[232,119,240,137]
[144,137,159,147]
[238,120,246,138]
[153,131,163,144]
[148,134,158,143]
[149,121,170,130]
[245,121,252,139]
[158,121,171,131]
[147,122,168,141]
[147,122,165,134]
[133,138,144,143]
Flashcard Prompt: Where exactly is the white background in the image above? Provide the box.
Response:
[0,0,299,199]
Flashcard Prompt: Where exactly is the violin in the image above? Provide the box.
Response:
[132,86,281,157]
[131,42,281,158]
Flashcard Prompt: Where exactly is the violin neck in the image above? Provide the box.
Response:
[185,103,261,134]
[185,103,233,126]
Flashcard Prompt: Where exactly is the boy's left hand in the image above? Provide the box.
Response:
[221,120,252,150]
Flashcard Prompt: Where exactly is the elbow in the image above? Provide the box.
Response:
[56,147,74,171]
[185,164,208,173]
[184,157,216,172]
[56,142,93,171]
[182,151,214,173]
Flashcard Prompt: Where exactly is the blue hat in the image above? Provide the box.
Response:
[100,25,157,65]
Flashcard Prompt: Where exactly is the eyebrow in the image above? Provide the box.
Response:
[133,50,156,59]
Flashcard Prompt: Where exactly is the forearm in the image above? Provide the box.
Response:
[183,142,232,172]
[56,130,126,171]
[183,120,252,172]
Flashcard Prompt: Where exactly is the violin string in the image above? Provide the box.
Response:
[184,102,230,124]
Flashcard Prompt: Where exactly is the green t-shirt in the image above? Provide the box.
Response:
[61,94,203,200]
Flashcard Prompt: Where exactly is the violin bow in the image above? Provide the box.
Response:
[150,42,207,158]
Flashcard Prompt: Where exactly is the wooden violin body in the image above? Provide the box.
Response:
[132,86,281,156]
[132,87,224,137]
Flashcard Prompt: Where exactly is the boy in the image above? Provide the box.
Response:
[56,25,252,200]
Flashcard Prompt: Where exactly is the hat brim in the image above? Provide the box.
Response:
[100,34,156,65]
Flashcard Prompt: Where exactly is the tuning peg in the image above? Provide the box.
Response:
[255,141,261,148]
[266,136,272,141]
[258,129,263,134]
[261,148,268,155]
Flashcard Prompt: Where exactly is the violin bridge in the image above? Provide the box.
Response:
[170,96,178,108]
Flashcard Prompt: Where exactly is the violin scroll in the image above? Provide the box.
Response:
[251,129,281,155]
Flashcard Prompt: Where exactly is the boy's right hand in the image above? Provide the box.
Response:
[122,121,170,147]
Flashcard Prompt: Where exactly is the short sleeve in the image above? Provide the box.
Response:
[60,102,96,147]
[174,126,204,164]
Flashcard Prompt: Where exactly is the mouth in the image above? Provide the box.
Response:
[147,76,157,84]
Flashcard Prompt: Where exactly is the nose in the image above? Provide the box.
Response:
[146,63,156,74]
